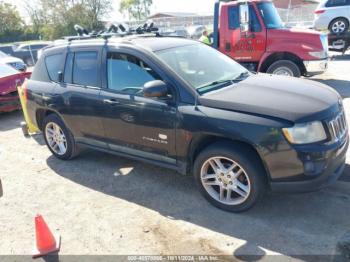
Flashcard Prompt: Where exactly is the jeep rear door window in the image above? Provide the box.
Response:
[107,53,161,94]
[45,54,63,82]
[73,51,98,87]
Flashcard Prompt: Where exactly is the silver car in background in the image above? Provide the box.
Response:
[314,0,350,33]
[0,51,27,72]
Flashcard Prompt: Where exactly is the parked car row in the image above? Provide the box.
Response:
[0,51,27,72]
[0,64,31,113]
[0,42,51,67]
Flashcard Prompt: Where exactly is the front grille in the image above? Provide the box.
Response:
[328,111,347,141]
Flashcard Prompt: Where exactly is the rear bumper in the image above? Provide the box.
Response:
[303,58,328,76]
[270,136,348,193]
[0,96,20,113]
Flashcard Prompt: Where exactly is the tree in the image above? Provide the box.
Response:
[119,0,153,21]
[24,0,113,40]
[85,0,112,30]
[0,2,24,35]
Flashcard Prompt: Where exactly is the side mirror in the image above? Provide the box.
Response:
[143,80,169,98]
[57,71,63,83]
[239,3,250,34]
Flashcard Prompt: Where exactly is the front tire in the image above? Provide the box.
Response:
[266,60,301,77]
[193,142,266,212]
[329,18,349,34]
[42,114,79,160]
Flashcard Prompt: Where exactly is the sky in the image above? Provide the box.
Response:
[11,0,216,23]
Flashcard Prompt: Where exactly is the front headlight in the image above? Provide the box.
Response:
[309,51,327,59]
[282,121,327,144]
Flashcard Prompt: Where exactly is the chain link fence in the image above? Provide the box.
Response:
[126,4,318,34]
[278,4,318,28]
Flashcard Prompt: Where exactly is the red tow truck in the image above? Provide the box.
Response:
[212,0,329,77]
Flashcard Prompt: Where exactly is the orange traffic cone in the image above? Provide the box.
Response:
[33,214,60,258]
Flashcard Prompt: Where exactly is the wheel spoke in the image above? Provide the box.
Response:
[203,174,217,180]
[226,163,237,173]
[57,142,66,154]
[231,168,243,180]
[49,140,56,147]
[232,186,247,198]
[204,180,219,186]
[208,160,222,176]
[236,181,249,193]
[219,186,225,200]
[54,124,60,134]
[47,128,55,136]
[213,158,226,171]
[226,189,231,201]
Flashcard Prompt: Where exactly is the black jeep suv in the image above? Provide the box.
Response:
[22,36,348,212]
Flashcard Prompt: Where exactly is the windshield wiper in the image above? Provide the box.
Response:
[232,71,250,82]
[197,71,250,94]
[198,79,234,90]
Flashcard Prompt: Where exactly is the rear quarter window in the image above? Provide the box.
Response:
[325,0,348,6]
[45,54,63,82]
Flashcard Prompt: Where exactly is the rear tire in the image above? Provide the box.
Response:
[193,142,266,212]
[42,114,79,160]
[329,18,349,34]
[266,60,301,77]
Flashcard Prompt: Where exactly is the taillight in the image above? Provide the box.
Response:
[314,9,325,14]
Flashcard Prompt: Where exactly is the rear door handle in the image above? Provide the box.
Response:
[103,99,120,105]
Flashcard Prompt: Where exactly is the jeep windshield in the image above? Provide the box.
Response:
[156,44,250,95]
[257,2,285,29]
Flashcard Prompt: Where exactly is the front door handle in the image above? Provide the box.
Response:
[103,99,120,105]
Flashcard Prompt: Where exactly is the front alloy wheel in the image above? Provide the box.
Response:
[194,143,266,212]
[200,157,251,205]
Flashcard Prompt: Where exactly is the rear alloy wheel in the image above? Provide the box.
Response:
[45,122,67,156]
[266,60,301,77]
[194,143,266,212]
[43,114,79,160]
[329,18,349,34]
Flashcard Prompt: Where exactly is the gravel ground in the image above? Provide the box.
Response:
[0,51,350,260]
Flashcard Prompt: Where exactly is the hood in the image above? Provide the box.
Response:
[268,28,324,52]
[199,74,341,123]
